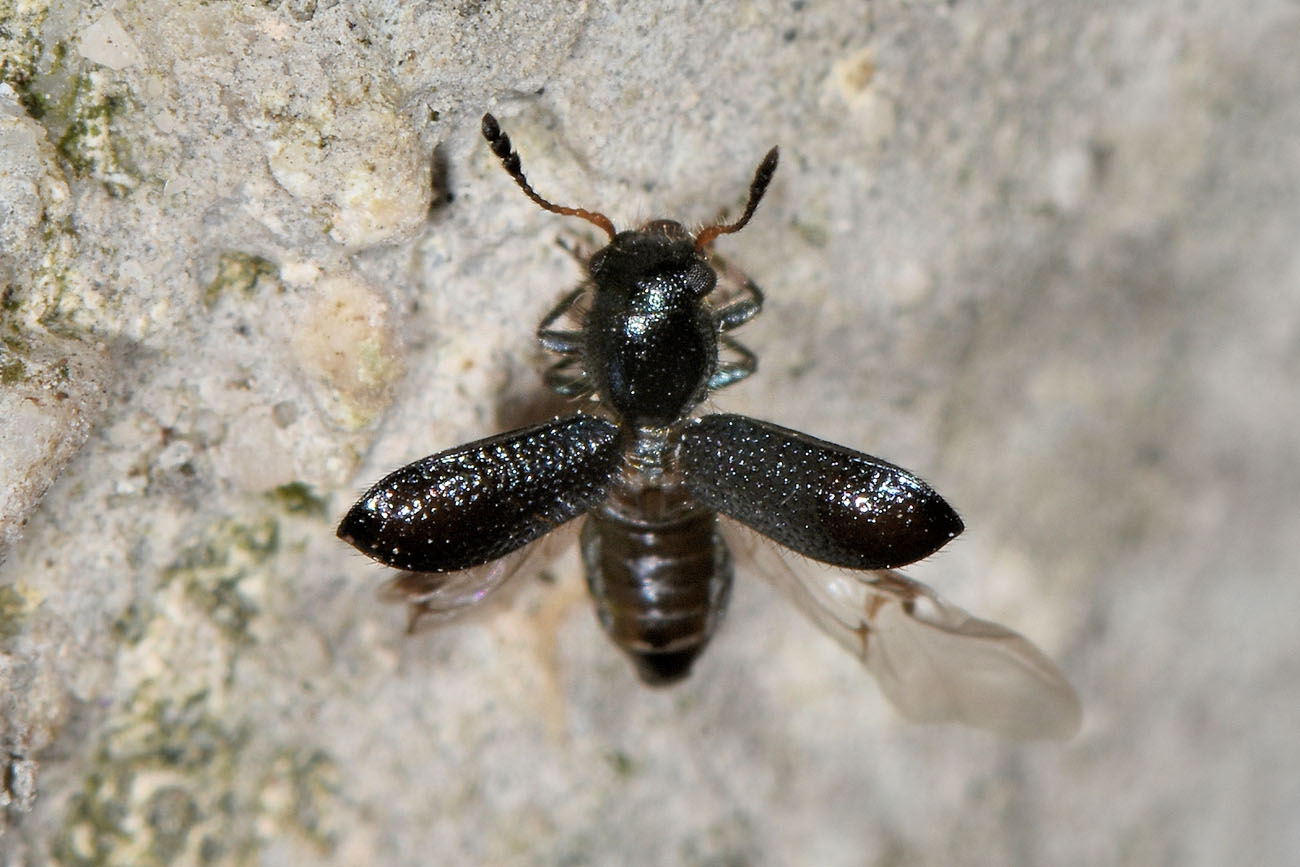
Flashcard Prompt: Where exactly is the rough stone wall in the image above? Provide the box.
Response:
[1,1,1296,864]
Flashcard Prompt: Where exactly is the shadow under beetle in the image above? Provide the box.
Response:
[338,114,1081,738]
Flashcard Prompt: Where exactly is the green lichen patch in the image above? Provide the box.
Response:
[55,70,138,196]
[0,205,94,339]
[7,10,140,195]
[1,333,31,357]
[268,481,328,519]
[0,1,53,120]
[1,284,21,314]
[0,353,26,385]
[54,506,345,864]
[142,785,201,863]
[161,516,279,647]
[112,600,153,646]
[52,695,260,867]
[0,583,29,642]
[2,282,58,373]
[203,252,282,308]
[605,749,637,778]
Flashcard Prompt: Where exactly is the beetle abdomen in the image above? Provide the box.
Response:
[581,506,732,686]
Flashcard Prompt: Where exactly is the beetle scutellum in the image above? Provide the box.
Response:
[337,115,1080,738]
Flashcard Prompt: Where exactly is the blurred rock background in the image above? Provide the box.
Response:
[1,1,1296,864]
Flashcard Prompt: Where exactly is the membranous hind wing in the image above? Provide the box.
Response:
[685,414,1080,739]
[741,527,1080,738]
[378,523,582,630]
[853,571,1081,738]
[339,414,621,622]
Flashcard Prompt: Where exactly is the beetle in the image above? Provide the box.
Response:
[337,114,1081,738]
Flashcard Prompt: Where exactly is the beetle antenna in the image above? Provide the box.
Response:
[481,114,617,240]
[695,146,779,250]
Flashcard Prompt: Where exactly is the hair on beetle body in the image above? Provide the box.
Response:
[337,114,1081,737]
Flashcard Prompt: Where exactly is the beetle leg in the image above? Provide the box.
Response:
[544,356,590,396]
[539,330,584,355]
[708,336,757,391]
[538,286,587,355]
[714,277,764,333]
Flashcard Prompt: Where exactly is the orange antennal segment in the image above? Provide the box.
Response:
[481,114,617,240]
[695,146,779,250]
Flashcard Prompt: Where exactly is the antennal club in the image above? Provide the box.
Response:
[481,113,617,240]
[694,146,780,250]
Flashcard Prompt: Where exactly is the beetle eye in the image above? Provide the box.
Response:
[685,260,716,297]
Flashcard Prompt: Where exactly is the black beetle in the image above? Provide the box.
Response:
[337,115,1080,738]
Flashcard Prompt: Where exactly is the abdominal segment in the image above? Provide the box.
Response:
[581,506,733,686]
